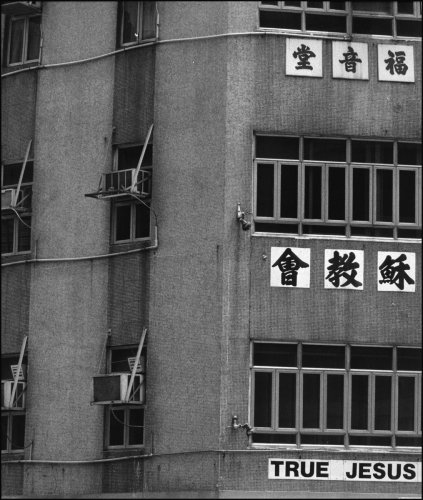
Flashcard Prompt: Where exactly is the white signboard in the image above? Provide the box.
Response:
[332,42,369,80]
[269,459,421,482]
[286,38,322,77]
[378,251,416,292]
[324,249,364,290]
[271,247,310,288]
[378,44,415,82]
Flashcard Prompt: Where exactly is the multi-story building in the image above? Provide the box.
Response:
[1,2,421,498]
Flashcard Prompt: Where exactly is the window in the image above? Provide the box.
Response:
[105,347,146,449]
[259,2,422,38]
[6,14,41,66]
[1,161,33,255]
[254,136,422,239]
[118,1,156,46]
[1,355,28,454]
[112,144,152,244]
[251,343,422,448]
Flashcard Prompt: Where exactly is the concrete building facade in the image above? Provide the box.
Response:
[1,2,421,498]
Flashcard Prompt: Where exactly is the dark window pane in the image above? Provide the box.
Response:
[351,227,394,238]
[1,356,28,381]
[256,164,274,217]
[280,164,298,218]
[255,223,299,234]
[398,143,421,166]
[302,225,345,236]
[352,2,392,14]
[399,170,416,223]
[307,2,324,8]
[301,434,344,445]
[1,415,8,451]
[260,10,302,29]
[111,348,140,373]
[118,145,152,170]
[142,2,156,40]
[254,343,297,367]
[285,1,301,6]
[254,372,273,427]
[307,13,347,32]
[327,374,344,429]
[109,408,125,446]
[304,165,322,219]
[352,169,370,221]
[3,162,33,187]
[27,16,41,61]
[397,20,422,37]
[17,217,31,252]
[122,1,139,43]
[330,2,345,10]
[1,218,14,254]
[128,408,144,445]
[352,16,393,35]
[396,2,414,14]
[278,373,296,428]
[374,376,392,431]
[351,141,393,164]
[398,377,415,431]
[351,375,369,430]
[304,139,346,162]
[349,435,392,446]
[303,373,320,429]
[396,437,421,447]
[11,414,25,450]
[135,203,150,239]
[397,348,422,372]
[302,345,345,369]
[328,167,345,220]
[351,346,392,370]
[252,433,296,444]
[9,18,24,64]
[397,229,421,239]
[115,205,132,241]
[376,169,393,222]
[256,136,299,159]
[261,1,279,5]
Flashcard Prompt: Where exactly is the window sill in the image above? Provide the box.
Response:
[251,233,421,244]
[109,240,152,253]
[249,443,422,454]
[102,448,146,459]
[1,252,32,261]
[1,60,40,75]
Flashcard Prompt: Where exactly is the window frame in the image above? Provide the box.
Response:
[254,135,422,239]
[1,411,26,453]
[118,1,156,48]
[258,1,422,39]
[7,13,41,66]
[251,342,422,449]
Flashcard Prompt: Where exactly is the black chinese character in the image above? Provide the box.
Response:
[339,46,362,73]
[379,254,415,291]
[384,50,408,75]
[272,248,310,287]
[293,44,316,70]
[325,251,362,288]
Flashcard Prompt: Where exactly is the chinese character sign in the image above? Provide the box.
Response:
[271,247,311,288]
[378,252,416,292]
[324,250,364,290]
[378,45,414,82]
[332,42,369,80]
[286,38,322,77]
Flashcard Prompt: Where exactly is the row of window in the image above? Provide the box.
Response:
[254,137,422,239]
[252,343,422,448]
[260,2,422,38]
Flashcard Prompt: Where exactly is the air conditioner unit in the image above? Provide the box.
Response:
[1,189,15,210]
[92,373,145,405]
[1,1,42,15]
[1,381,27,409]
[1,188,31,212]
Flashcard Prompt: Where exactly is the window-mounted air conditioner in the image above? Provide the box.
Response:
[1,188,31,212]
[92,373,145,405]
[102,169,151,197]
[1,1,42,15]
[1,381,27,409]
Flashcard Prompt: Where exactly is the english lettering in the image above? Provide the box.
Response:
[270,460,283,477]
[316,462,329,478]
[345,462,357,479]
[359,462,372,479]
[403,464,416,480]
[300,461,315,478]
[387,463,401,480]
[373,462,386,480]
[286,461,299,477]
